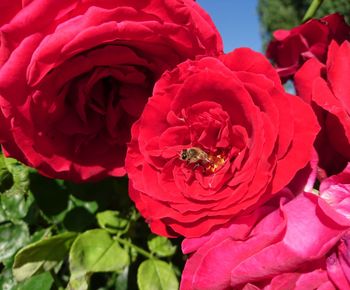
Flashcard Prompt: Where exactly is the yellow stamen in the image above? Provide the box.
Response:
[207,153,226,173]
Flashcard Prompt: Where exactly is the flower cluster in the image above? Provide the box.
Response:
[1,1,350,289]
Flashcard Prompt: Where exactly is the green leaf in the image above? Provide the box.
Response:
[69,195,98,214]
[0,156,33,223]
[129,244,138,263]
[115,267,129,290]
[0,267,17,290]
[3,157,30,192]
[0,202,7,223]
[16,272,53,290]
[0,154,13,192]
[69,229,129,278]
[96,210,129,234]
[0,222,30,262]
[13,232,77,281]
[147,236,177,258]
[29,228,50,244]
[67,275,89,290]
[1,189,33,221]
[137,259,179,290]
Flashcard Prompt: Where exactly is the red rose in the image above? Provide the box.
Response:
[125,48,319,238]
[0,0,222,181]
[181,171,350,290]
[266,13,350,81]
[295,41,350,176]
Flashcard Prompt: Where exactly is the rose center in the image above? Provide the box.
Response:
[207,151,226,173]
[88,76,120,115]
[180,147,227,174]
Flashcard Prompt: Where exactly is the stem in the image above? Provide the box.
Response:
[312,188,320,195]
[302,0,325,22]
[115,237,153,259]
[49,269,64,290]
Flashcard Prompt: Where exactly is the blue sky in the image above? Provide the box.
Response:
[197,0,262,53]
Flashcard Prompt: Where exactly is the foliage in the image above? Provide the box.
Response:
[0,154,182,290]
[258,0,350,45]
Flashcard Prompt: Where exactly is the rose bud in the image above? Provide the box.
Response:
[126,48,319,238]
[266,13,350,81]
[0,0,222,181]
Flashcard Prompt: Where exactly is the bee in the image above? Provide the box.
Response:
[180,147,211,165]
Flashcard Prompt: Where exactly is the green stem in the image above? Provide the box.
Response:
[115,237,153,259]
[302,0,325,22]
[49,269,64,290]
[312,188,320,195]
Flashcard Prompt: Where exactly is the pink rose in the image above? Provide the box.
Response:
[319,164,350,219]
[0,0,222,181]
[321,164,350,289]
[181,172,350,289]
[327,233,350,290]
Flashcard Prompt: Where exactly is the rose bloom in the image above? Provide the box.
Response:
[180,165,350,289]
[321,166,350,289]
[327,232,350,290]
[266,13,350,81]
[0,0,222,181]
[295,41,350,176]
[126,48,319,238]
